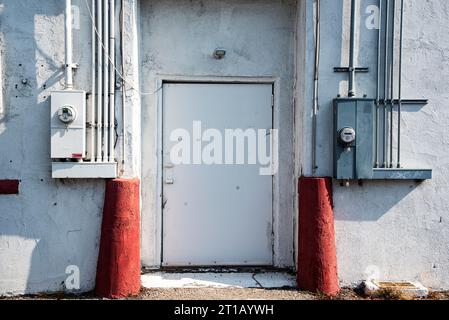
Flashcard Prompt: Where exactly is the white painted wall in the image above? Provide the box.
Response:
[0,0,142,295]
[298,0,449,290]
[1,0,449,296]
[0,0,106,295]
[139,0,297,269]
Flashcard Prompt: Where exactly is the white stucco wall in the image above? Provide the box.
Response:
[299,0,449,290]
[0,0,143,296]
[1,0,449,296]
[0,0,107,295]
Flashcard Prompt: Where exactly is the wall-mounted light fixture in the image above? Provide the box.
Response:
[213,48,226,59]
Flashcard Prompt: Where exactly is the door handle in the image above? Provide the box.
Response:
[164,162,175,185]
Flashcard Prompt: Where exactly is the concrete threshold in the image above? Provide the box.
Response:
[141,269,296,289]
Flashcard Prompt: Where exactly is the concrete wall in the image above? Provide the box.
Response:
[300,0,449,289]
[1,0,449,296]
[0,0,106,295]
[139,0,297,268]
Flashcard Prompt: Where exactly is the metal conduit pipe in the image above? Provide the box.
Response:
[397,0,404,168]
[348,0,356,98]
[65,0,74,89]
[103,0,110,163]
[312,0,321,174]
[389,0,396,168]
[109,0,116,163]
[375,0,383,168]
[96,0,103,162]
[121,0,126,173]
[90,0,96,161]
[383,0,390,168]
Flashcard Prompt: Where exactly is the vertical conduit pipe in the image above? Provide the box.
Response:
[312,0,320,174]
[383,0,390,168]
[65,0,74,89]
[103,0,110,163]
[375,0,383,168]
[397,0,404,168]
[389,0,396,168]
[90,0,96,162]
[109,0,116,163]
[121,0,126,173]
[96,0,103,162]
[348,0,356,97]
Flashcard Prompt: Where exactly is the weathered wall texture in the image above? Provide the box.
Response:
[0,0,105,295]
[1,0,449,296]
[0,0,144,296]
[300,0,449,289]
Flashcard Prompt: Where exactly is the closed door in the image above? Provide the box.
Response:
[162,83,273,266]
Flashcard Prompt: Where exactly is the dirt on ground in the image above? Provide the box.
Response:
[2,288,449,301]
[139,287,321,300]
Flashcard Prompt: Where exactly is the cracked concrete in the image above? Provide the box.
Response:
[141,272,296,290]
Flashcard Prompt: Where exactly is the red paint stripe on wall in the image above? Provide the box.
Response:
[0,180,20,195]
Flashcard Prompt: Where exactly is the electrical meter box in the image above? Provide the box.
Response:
[51,90,86,159]
[333,98,375,180]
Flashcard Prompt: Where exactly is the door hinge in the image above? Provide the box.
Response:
[271,95,274,108]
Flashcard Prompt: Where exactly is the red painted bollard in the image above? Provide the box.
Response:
[297,177,340,296]
[95,178,141,298]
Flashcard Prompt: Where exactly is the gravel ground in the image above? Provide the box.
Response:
[138,288,449,301]
[2,288,448,300]
[138,287,361,300]
[0,288,373,300]
[140,288,316,300]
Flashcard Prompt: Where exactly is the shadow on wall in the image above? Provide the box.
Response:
[0,1,103,295]
[333,180,422,221]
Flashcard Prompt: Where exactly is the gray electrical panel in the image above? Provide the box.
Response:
[333,98,375,180]
[333,98,432,181]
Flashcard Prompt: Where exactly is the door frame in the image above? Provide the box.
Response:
[153,75,281,267]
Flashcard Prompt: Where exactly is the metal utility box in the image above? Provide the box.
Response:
[333,98,375,180]
[51,90,86,159]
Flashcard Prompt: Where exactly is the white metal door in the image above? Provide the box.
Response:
[162,83,273,266]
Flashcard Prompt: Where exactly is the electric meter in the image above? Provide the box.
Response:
[51,90,86,159]
[338,127,356,145]
[57,105,77,124]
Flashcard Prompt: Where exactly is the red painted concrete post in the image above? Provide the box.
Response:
[297,177,340,296]
[95,178,141,298]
